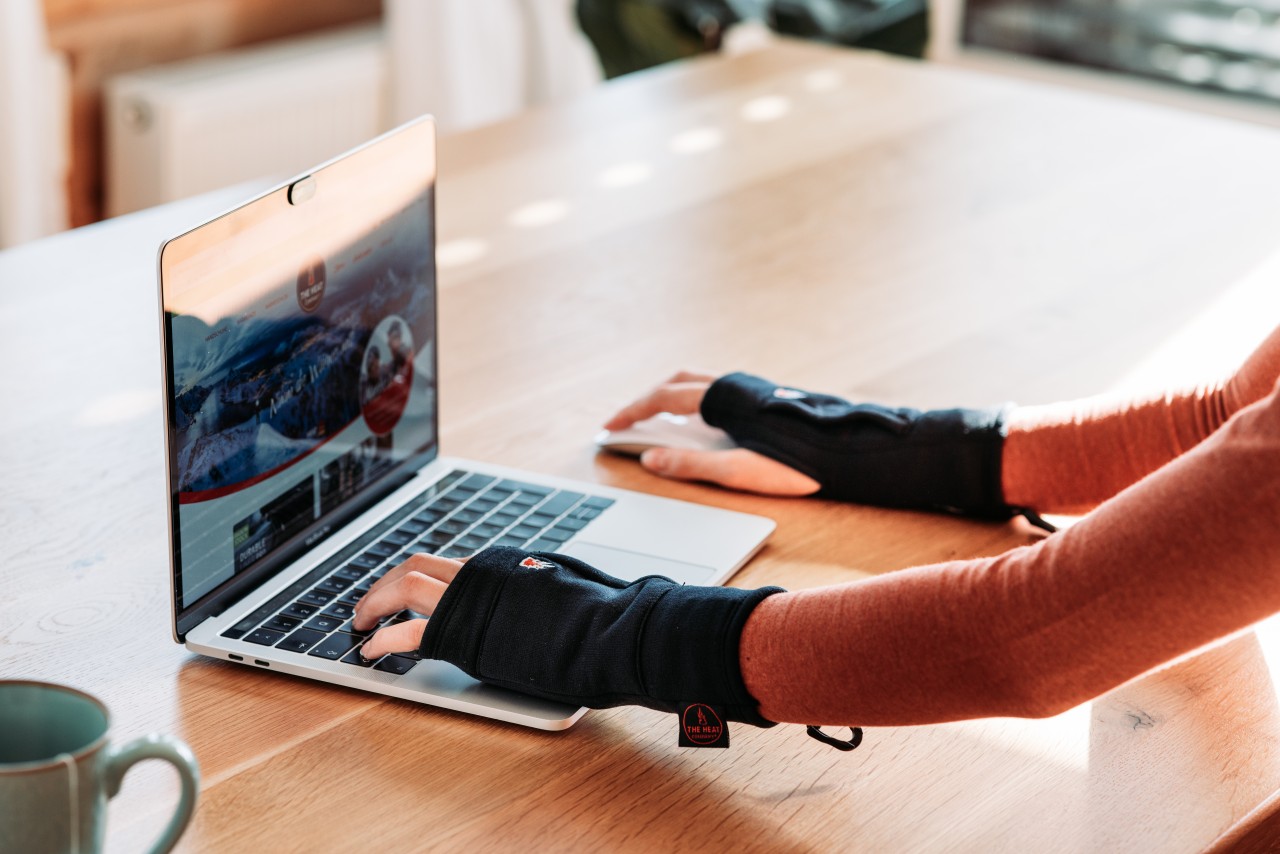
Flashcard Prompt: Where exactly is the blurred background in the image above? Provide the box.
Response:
[4,0,1280,250]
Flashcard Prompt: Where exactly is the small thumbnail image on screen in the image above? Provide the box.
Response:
[232,477,316,573]
[317,437,393,516]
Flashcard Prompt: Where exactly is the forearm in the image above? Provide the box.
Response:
[741,378,1280,727]
[1003,323,1280,514]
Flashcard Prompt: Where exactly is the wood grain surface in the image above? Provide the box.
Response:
[4,41,1280,852]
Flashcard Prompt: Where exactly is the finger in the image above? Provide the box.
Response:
[360,618,427,660]
[359,552,462,610]
[353,568,449,630]
[639,447,821,496]
[603,381,711,431]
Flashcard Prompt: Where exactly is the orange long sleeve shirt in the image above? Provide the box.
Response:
[739,324,1280,726]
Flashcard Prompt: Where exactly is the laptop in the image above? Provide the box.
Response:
[157,116,775,730]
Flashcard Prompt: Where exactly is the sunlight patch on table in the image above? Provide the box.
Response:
[669,127,724,155]
[436,238,489,270]
[740,94,792,123]
[507,199,572,229]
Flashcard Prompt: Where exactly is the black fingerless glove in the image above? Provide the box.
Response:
[701,372,1015,519]
[419,547,784,726]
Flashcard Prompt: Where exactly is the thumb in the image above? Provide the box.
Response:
[641,447,736,484]
[640,447,820,496]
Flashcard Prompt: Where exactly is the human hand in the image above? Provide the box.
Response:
[352,552,463,659]
[604,370,820,496]
[357,545,781,724]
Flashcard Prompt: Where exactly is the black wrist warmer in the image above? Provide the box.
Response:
[701,372,1014,519]
[419,546,784,726]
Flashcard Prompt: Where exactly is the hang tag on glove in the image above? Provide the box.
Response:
[678,703,730,748]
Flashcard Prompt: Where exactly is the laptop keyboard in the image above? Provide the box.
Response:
[219,470,614,674]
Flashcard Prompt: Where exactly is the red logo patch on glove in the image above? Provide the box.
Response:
[519,557,555,569]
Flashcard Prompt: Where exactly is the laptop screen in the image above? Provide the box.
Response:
[159,120,438,632]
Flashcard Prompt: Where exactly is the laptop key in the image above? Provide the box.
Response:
[555,517,588,532]
[452,509,483,524]
[472,522,504,539]
[539,492,584,517]
[305,615,344,633]
[540,528,572,545]
[510,524,542,539]
[460,474,496,491]
[299,589,336,607]
[245,628,285,646]
[499,479,551,495]
[333,566,366,582]
[381,531,415,547]
[309,633,363,662]
[582,496,615,510]
[527,539,561,552]
[457,534,488,551]
[440,546,470,559]
[317,576,354,595]
[496,535,525,548]
[281,602,319,620]
[341,648,378,668]
[349,553,384,570]
[435,470,468,490]
[365,542,398,558]
[322,602,356,621]
[224,614,262,639]
[276,628,327,653]
[264,614,301,633]
[338,619,375,636]
[374,655,418,675]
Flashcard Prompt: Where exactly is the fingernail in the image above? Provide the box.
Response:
[641,449,667,471]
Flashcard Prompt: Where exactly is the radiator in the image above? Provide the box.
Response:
[104,25,387,217]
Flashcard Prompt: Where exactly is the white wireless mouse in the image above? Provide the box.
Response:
[595,412,736,458]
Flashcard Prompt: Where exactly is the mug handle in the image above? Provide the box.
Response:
[104,734,201,854]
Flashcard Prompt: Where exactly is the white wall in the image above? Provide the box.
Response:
[385,0,600,132]
[0,0,68,248]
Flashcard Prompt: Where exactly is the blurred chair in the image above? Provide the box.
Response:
[577,0,928,79]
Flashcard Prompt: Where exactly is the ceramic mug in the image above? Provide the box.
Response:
[0,680,200,854]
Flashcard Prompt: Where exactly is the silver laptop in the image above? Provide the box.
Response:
[158,117,774,730]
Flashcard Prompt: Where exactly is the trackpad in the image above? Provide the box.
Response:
[562,543,716,586]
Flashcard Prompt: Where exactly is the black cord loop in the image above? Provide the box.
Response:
[806,725,863,751]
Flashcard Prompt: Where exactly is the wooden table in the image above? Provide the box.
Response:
[5,40,1280,852]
